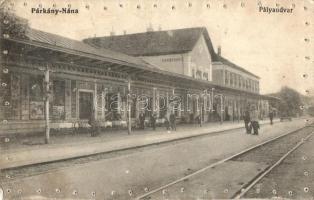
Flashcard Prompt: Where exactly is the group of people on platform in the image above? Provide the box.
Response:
[88,106,275,137]
[243,106,260,135]
[139,111,177,131]
[243,105,274,135]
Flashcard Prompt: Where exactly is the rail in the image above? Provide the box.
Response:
[233,132,313,199]
[135,125,311,200]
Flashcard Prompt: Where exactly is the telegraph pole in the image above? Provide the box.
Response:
[200,100,203,127]
[44,65,50,144]
[220,95,223,124]
[127,78,131,135]
[211,88,215,111]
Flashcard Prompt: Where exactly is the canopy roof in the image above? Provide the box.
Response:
[2,27,266,98]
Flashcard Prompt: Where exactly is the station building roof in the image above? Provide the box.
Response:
[3,27,267,98]
[83,27,259,79]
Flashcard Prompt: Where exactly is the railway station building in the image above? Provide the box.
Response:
[0,17,276,135]
[84,27,271,123]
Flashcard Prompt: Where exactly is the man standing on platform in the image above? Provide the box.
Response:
[89,108,99,137]
[269,109,274,125]
[250,105,260,135]
[169,111,176,131]
[244,107,251,134]
[150,113,157,131]
[139,112,145,130]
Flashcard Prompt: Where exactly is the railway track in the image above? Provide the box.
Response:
[233,133,313,199]
[1,121,311,200]
[135,124,314,200]
[0,121,274,181]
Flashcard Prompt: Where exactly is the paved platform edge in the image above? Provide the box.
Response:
[0,120,280,170]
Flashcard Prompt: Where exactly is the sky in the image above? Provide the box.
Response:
[8,0,314,95]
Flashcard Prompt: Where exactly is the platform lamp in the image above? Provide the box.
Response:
[153,87,157,113]
[172,88,175,113]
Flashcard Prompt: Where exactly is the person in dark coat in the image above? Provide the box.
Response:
[150,113,157,130]
[139,112,145,130]
[89,108,99,137]
[196,114,202,127]
[169,112,176,131]
[250,106,260,135]
[269,109,274,125]
[244,109,251,134]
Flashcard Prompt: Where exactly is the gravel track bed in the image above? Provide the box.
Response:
[0,127,239,182]
[243,127,314,199]
[232,126,314,164]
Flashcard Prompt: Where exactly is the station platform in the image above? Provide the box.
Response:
[0,118,312,200]
[0,118,307,170]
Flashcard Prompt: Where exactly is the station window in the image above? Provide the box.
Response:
[51,80,65,120]
[30,76,43,102]
[192,69,195,78]
[255,81,258,92]
[29,75,44,119]
[251,80,254,91]
[105,93,121,120]
[225,71,228,85]
[239,77,242,88]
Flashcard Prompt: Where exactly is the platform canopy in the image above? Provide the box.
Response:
[2,26,266,97]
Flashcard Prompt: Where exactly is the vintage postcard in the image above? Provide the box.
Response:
[0,0,313,199]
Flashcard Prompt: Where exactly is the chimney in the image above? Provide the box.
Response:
[147,23,154,32]
[123,30,127,35]
[217,45,221,56]
[147,27,154,32]
[110,26,115,36]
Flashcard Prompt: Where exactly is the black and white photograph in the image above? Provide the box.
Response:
[0,0,313,199]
